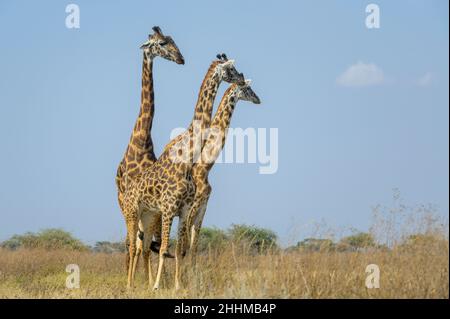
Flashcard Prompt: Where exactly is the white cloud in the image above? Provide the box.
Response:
[417,72,433,87]
[337,61,384,87]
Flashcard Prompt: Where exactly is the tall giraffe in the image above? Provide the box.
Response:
[121,55,244,289]
[115,26,184,269]
[185,80,261,261]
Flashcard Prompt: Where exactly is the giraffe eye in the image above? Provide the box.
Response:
[160,41,168,46]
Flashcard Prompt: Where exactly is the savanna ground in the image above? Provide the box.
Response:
[0,196,448,298]
[0,240,448,298]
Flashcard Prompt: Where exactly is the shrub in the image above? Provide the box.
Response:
[396,233,449,253]
[296,238,335,252]
[93,241,126,253]
[337,232,377,252]
[197,227,228,252]
[228,224,278,252]
[1,228,89,251]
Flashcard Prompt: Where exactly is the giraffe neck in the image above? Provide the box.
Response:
[198,84,238,170]
[187,62,221,134]
[129,53,156,160]
[160,61,222,165]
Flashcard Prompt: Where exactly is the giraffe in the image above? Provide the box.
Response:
[121,55,244,289]
[115,26,184,272]
[184,80,261,263]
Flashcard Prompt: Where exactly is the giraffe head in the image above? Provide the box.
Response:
[214,53,245,84]
[140,26,185,65]
[235,79,261,104]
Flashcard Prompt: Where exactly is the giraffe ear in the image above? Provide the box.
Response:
[140,40,151,49]
[245,79,252,85]
[223,59,235,67]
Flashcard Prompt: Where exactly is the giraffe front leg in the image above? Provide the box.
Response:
[153,212,175,290]
[134,228,144,276]
[190,201,208,264]
[175,209,189,290]
[126,218,139,290]
[189,185,211,263]
[184,198,203,257]
[142,212,160,289]
[125,237,130,273]
[141,231,152,287]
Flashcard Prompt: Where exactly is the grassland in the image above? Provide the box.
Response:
[1,197,448,299]
[0,237,448,298]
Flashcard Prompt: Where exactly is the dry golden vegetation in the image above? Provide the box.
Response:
[0,197,448,299]
[0,235,448,298]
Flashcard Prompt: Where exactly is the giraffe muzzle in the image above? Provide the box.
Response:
[176,56,185,65]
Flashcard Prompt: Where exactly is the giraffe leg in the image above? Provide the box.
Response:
[125,237,130,273]
[151,213,162,253]
[119,194,132,274]
[133,225,145,276]
[126,218,139,289]
[189,202,208,264]
[175,207,189,290]
[142,240,155,288]
[190,198,209,265]
[188,184,211,263]
[142,212,158,289]
[153,211,175,290]
[184,199,202,257]
[138,214,150,282]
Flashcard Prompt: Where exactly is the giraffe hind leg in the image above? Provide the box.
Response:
[153,207,177,290]
[126,218,139,289]
[174,205,190,290]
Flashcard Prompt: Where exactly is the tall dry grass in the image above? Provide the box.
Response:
[0,236,448,298]
[0,194,448,299]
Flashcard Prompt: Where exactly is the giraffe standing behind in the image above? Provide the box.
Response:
[184,80,261,262]
[121,55,245,289]
[115,26,184,272]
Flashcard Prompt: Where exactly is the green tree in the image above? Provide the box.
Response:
[397,233,447,252]
[228,224,278,252]
[93,241,126,253]
[337,232,376,252]
[1,228,88,251]
[197,227,228,252]
[296,238,335,252]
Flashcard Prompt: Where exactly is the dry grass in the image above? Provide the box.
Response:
[0,238,448,299]
[1,195,448,298]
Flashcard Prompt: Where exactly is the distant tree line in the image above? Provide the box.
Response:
[289,232,384,252]
[1,227,445,254]
[0,229,89,251]
[0,224,278,254]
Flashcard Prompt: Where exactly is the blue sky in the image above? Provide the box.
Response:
[0,1,448,245]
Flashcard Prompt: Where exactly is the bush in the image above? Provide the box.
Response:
[337,232,377,252]
[396,233,449,253]
[93,241,126,253]
[228,224,278,252]
[1,229,89,251]
[295,238,335,252]
[197,227,228,252]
